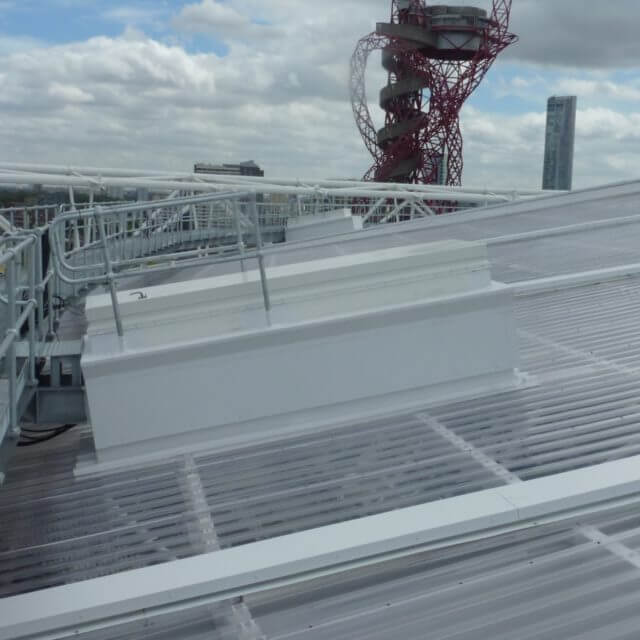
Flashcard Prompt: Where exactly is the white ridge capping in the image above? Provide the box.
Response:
[85,239,490,337]
[286,208,356,227]
[3,455,640,640]
[285,209,364,242]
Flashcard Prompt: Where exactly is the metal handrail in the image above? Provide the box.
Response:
[0,233,43,445]
[0,192,273,450]
[0,204,59,229]
[0,186,377,451]
[49,191,271,337]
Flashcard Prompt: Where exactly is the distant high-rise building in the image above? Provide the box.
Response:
[435,150,448,186]
[542,96,577,191]
[194,161,264,178]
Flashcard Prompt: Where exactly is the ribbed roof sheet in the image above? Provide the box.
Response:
[5,183,640,638]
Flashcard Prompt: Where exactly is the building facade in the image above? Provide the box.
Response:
[194,161,264,177]
[542,96,577,191]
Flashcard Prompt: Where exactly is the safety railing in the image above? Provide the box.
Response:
[0,230,56,446]
[0,204,59,230]
[0,193,272,452]
[49,192,272,337]
[59,200,134,214]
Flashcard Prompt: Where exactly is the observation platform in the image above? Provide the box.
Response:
[377,5,489,62]
[373,4,493,182]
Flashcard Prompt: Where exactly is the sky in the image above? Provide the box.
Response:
[0,0,638,189]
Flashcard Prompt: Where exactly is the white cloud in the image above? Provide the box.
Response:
[172,0,256,40]
[506,0,640,68]
[0,29,366,178]
[103,6,169,29]
[554,78,640,103]
[461,104,640,188]
[0,0,639,190]
[48,82,94,104]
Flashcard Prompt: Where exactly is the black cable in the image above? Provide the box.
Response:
[18,427,75,447]
[52,294,85,317]
[18,424,77,447]
[21,426,68,434]
[19,427,74,442]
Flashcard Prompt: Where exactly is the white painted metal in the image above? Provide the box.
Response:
[81,241,519,464]
[0,161,554,197]
[285,209,363,242]
[3,455,640,640]
[84,240,491,336]
[0,215,13,234]
[0,170,510,206]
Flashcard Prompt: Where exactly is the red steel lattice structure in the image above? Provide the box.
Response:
[351,1,517,186]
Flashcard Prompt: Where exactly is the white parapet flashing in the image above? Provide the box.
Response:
[82,240,518,464]
[85,239,490,337]
[4,455,640,640]
[285,209,363,242]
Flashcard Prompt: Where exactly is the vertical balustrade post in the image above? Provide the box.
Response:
[249,194,271,317]
[35,232,45,342]
[95,207,124,339]
[28,240,37,385]
[6,255,18,437]
[233,200,246,273]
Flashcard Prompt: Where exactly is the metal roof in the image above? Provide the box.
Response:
[121,181,640,288]
[5,182,640,637]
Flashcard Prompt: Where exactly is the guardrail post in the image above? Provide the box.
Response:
[95,207,125,339]
[28,239,37,385]
[47,266,57,340]
[35,233,45,342]
[6,254,18,437]
[249,194,271,317]
[233,201,246,273]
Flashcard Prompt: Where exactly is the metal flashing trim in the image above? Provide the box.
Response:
[468,178,640,219]
[514,263,640,295]
[4,455,640,640]
[487,211,640,246]
[84,240,489,332]
[82,283,511,373]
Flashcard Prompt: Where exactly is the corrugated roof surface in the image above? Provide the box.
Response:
[250,502,640,640]
[5,185,640,638]
[20,502,640,639]
[5,276,640,600]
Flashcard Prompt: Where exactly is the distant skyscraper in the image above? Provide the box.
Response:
[542,96,577,191]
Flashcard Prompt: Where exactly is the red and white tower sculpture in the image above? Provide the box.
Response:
[351,1,517,185]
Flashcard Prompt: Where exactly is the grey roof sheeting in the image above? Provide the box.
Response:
[5,184,640,637]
